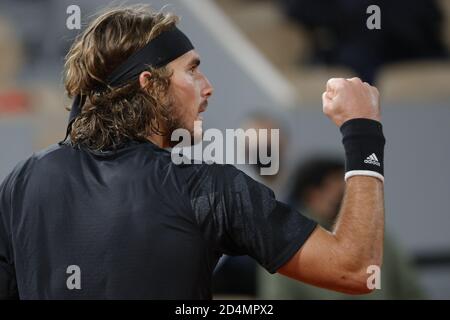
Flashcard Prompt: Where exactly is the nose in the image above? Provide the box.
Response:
[201,75,214,99]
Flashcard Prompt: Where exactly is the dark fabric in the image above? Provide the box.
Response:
[213,255,258,296]
[0,170,20,300]
[105,27,194,87]
[0,141,316,299]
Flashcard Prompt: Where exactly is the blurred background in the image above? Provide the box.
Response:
[0,0,449,299]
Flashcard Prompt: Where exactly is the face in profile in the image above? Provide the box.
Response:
[166,50,213,144]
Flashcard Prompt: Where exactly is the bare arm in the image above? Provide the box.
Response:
[278,175,384,294]
[278,77,384,294]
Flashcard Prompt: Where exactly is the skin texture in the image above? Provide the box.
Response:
[279,78,384,294]
[139,50,213,148]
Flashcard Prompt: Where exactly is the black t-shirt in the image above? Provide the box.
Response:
[0,140,317,299]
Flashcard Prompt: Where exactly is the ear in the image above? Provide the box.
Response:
[139,71,152,88]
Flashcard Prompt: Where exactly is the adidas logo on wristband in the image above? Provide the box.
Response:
[364,153,381,166]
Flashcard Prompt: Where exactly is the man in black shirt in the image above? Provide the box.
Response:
[0,6,385,299]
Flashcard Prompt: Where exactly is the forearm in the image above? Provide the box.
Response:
[277,173,385,294]
[278,78,386,294]
[333,175,384,271]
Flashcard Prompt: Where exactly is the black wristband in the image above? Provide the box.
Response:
[340,118,386,182]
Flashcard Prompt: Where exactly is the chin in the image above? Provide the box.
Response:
[167,121,203,147]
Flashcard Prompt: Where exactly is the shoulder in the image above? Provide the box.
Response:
[1,144,65,186]
[175,161,274,203]
[0,143,77,208]
[175,162,244,188]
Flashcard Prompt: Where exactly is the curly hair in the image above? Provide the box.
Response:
[64,5,180,150]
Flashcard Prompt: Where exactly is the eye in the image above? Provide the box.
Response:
[188,65,197,74]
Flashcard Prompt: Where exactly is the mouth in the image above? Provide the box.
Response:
[197,101,208,121]
[198,100,208,113]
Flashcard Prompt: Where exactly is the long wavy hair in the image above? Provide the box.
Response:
[64,5,179,150]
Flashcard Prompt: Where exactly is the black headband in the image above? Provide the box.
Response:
[64,26,194,140]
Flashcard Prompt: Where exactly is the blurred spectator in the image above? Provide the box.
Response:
[0,17,30,114]
[0,14,68,179]
[278,0,448,83]
[213,110,290,298]
[240,111,290,197]
[258,156,426,299]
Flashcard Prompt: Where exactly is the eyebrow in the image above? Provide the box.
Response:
[187,57,201,68]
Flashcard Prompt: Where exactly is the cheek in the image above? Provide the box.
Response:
[169,72,202,124]
[172,74,197,102]
[168,82,195,127]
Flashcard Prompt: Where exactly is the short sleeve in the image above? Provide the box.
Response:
[0,169,20,299]
[186,164,317,274]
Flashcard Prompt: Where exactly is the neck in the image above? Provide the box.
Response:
[147,134,169,149]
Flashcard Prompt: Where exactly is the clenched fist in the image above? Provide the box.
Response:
[322,77,380,127]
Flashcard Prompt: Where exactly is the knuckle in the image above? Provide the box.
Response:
[326,78,334,87]
[327,77,338,84]
[348,77,362,84]
[335,78,346,88]
[328,77,345,86]
[372,86,379,95]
